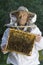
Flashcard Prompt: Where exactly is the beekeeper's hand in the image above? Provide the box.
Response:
[35,34,42,42]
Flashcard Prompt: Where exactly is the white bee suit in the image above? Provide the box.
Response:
[1,11,43,65]
[1,25,43,65]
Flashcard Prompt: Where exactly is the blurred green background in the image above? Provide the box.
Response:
[0,0,43,65]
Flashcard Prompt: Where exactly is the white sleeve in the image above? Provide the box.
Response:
[1,28,10,49]
[31,26,43,51]
[31,26,42,36]
[35,37,43,51]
